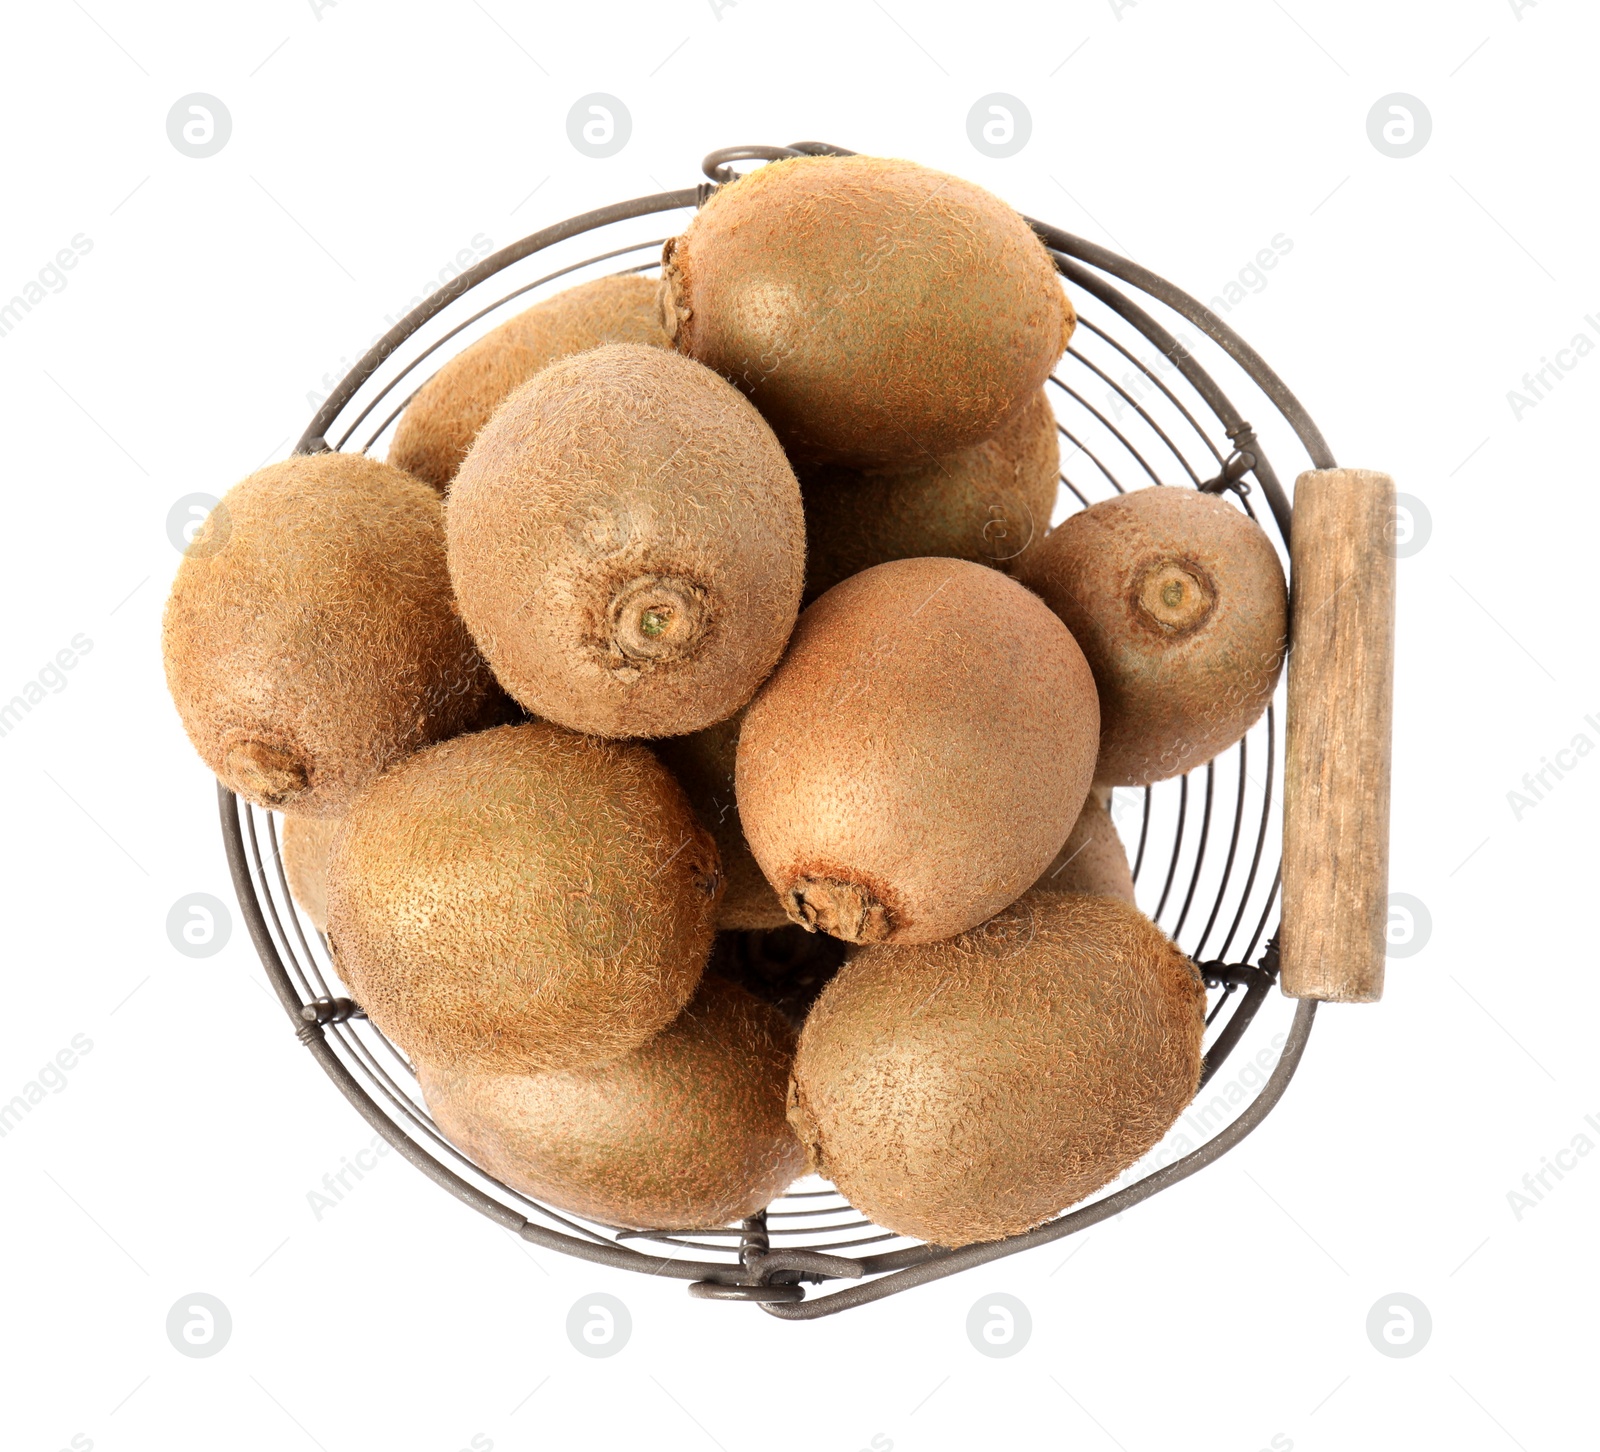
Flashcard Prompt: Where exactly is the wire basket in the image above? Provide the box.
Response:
[220,141,1333,1319]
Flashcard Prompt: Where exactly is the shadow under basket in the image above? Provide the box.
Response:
[220,142,1388,1319]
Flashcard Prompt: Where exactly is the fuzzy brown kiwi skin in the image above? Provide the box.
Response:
[417,977,805,1230]
[735,557,1099,946]
[797,388,1061,604]
[325,721,722,1076]
[1030,788,1135,904]
[161,452,500,817]
[654,709,790,931]
[661,154,1075,468]
[447,343,806,739]
[1016,487,1289,787]
[788,890,1205,1247]
[389,274,670,492]
[282,815,341,933]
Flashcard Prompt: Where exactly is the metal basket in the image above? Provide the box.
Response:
[220,141,1331,1319]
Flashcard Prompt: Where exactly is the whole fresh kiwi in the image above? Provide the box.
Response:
[655,710,789,930]
[161,453,500,816]
[788,891,1206,1246]
[1017,487,1289,786]
[661,154,1074,467]
[325,722,721,1074]
[799,388,1060,602]
[447,343,806,738]
[736,557,1099,945]
[418,978,804,1229]
[1032,788,1134,904]
[389,274,669,491]
[282,815,340,933]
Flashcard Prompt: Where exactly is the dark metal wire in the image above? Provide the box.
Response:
[219,142,1331,1314]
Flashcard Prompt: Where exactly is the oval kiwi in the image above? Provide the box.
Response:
[799,387,1060,603]
[418,978,803,1229]
[1016,487,1288,786]
[736,557,1099,945]
[388,274,670,491]
[282,815,340,933]
[661,154,1074,467]
[788,890,1206,1246]
[325,722,720,1074]
[447,343,806,738]
[161,453,500,816]
[654,710,790,930]
[1031,789,1135,903]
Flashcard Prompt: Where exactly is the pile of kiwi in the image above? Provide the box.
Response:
[162,152,1288,1250]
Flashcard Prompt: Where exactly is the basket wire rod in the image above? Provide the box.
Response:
[1032,220,1335,485]
[337,239,670,453]
[1171,760,1217,941]
[1050,417,1127,494]
[1047,251,1295,546]
[1152,772,1190,924]
[238,803,323,1010]
[298,189,700,456]
[1218,702,1277,962]
[261,815,334,1003]
[1048,375,1167,488]
[1193,733,1251,962]
[760,998,1318,1317]
[1065,345,1205,486]
[1243,862,1284,968]
[1130,786,1153,884]
[1056,468,1091,510]
[1196,968,1276,1091]
[1205,980,1237,1028]
[1074,316,1225,467]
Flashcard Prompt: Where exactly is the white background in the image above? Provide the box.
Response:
[2,1,1596,1448]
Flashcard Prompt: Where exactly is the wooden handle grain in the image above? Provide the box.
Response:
[1280,469,1396,1002]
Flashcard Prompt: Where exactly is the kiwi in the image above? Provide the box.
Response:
[281,815,340,933]
[736,557,1099,945]
[788,890,1206,1246]
[1016,487,1288,786]
[799,388,1060,603]
[1032,789,1134,904]
[418,977,804,1229]
[661,153,1074,467]
[447,343,806,738]
[655,709,789,930]
[389,274,669,491]
[161,453,500,816]
[325,721,720,1074]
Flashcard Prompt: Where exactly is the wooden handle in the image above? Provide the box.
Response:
[1280,468,1396,1003]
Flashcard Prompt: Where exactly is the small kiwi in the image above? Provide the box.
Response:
[281,815,340,933]
[661,153,1074,467]
[798,388,1060,603]
[389,274,669,491]
[736,557,1099,945]
[161,453,500,816]
[447,343,806,738]
[1018,487,1288,786]
[1032,789,1134,904]
[325,722,720,1074]
[418,977,804,1229]
[788,890,1206,1247]
[654,709,789,930]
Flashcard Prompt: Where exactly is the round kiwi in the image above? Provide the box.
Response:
[325,722,721,1074]
[1016,487,1288,786]
[788,890,1206,1246]
[799,387,1060,603]
[1032,788,1134,904]
[161,453,500,816]
[418,977,804,1229]
[654,710,789,931]
[282,815,340,933]
[447,343,806,738]
[736,557,1099,945]
[389,274,670,491]
[661,153,1074,467]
